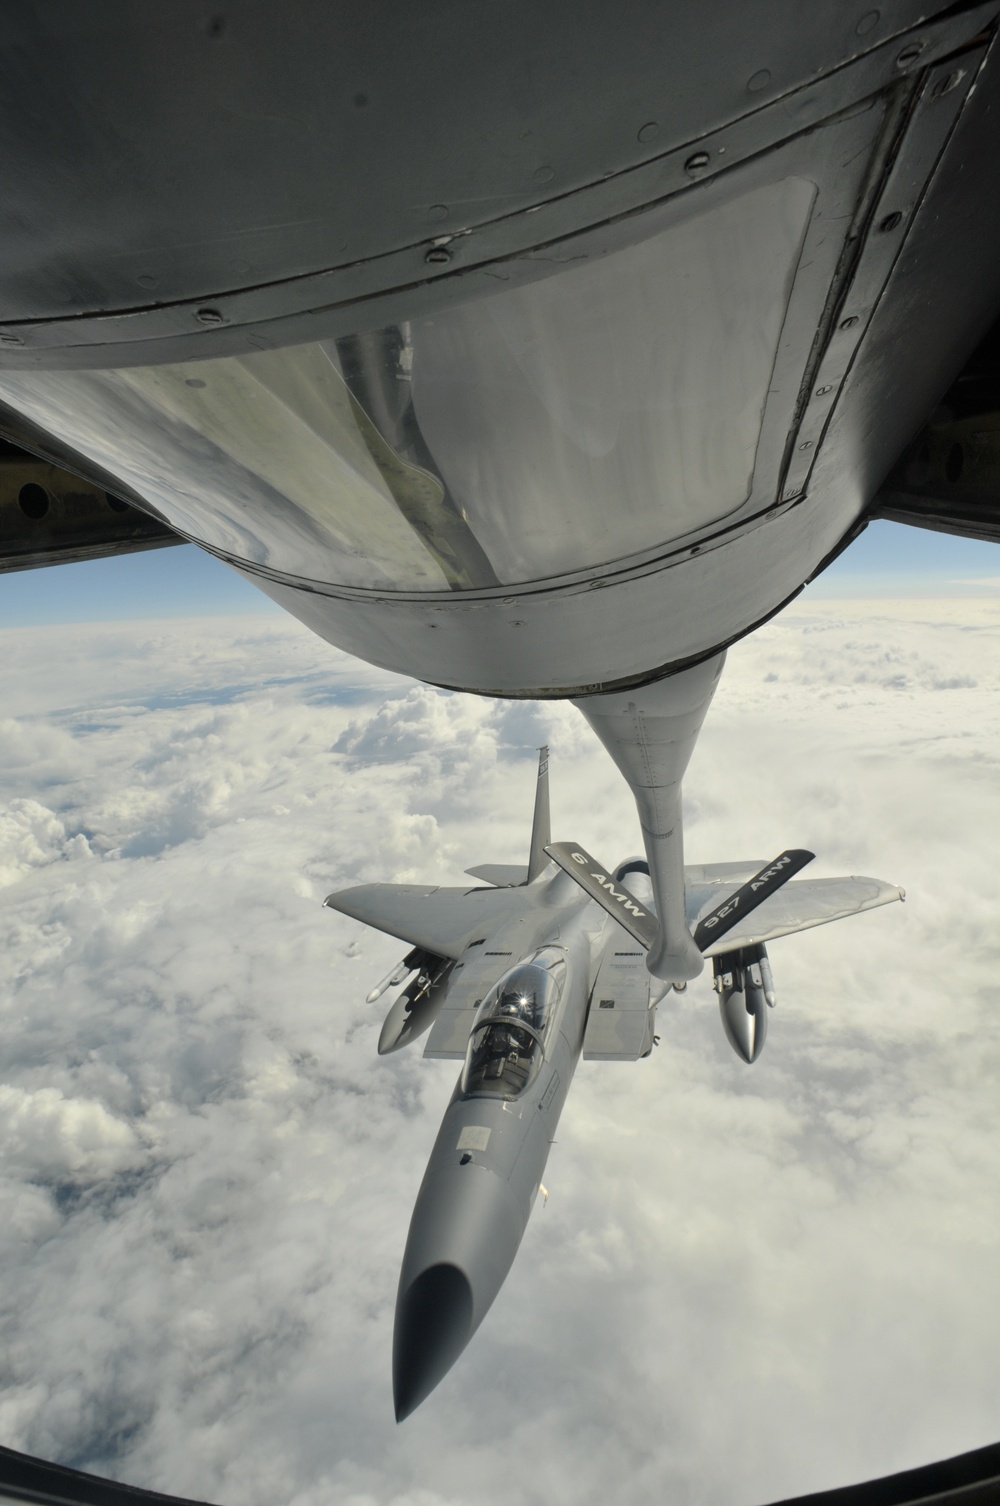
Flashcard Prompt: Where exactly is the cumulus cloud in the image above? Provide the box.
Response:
[0,800,93,889]
[0,1085,143,1181]
[0,602,997,1506]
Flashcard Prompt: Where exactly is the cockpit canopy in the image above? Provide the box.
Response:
[461,953,565,1100]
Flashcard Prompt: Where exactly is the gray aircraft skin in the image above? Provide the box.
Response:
[391,919,592,1421]
[0,3,997,712]
[326,748,903,1419]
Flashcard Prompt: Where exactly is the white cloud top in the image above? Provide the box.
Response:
[0,600,998,1505]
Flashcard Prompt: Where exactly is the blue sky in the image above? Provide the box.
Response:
[0,542,275,625]
[805,519,1000,597]
[0,520,999,625]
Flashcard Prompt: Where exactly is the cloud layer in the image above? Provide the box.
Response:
[0,601,998,1506]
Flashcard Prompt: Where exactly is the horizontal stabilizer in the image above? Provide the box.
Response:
[690,874,903,955]
[324,883,529,959]
[545,842,657,949]
[692,849,814,951]
[464,864,529,887]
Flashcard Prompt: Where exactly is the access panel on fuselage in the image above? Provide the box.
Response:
[582,946,653,1060]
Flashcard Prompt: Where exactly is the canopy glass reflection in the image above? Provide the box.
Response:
[462,954,565,1099]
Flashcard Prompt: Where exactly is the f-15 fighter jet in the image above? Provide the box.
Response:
[325,740,903,1421]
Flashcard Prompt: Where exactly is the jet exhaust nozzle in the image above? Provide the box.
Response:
[714,944,771,1063]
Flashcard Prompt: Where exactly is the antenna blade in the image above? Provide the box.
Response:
[527,745,551,882]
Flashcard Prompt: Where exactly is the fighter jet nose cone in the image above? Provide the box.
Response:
[719,987,768,1064]
[393,1263,474,1421]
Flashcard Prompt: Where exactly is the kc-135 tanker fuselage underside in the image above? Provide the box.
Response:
[0,3,999,701]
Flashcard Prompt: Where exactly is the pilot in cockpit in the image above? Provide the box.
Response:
[463,962,554,1097]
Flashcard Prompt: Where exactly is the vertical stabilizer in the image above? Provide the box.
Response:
[527,746,551,882]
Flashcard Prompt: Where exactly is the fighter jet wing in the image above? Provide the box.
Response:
[464,864,529,887]
[687,875,903,955]
[324,882,532,959]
